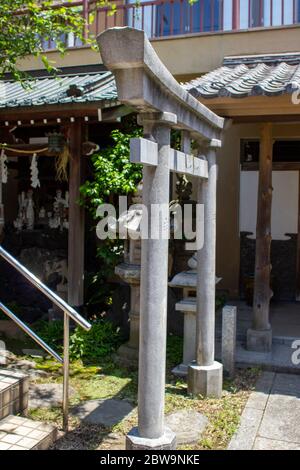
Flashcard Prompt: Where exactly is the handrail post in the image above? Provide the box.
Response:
[63,311,70,432]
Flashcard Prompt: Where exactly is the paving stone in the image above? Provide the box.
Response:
[253,437,300,450]
[71,398,134,427]
[165,410,208,445]
[228,407,263,450]
[29,383,75,409]
[258,393,300,443]
[22,349,47,358]
[245,391,269,411]
[229,372,300,450]
[272,374,300,396]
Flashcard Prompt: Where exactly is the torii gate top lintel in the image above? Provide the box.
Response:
[97,27,224,144]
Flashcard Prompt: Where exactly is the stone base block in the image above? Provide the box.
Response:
[115,343,138,367]
[171,363,188,377]
[126,427,176,450]
[247,328,272,353]
[187,361,223,398]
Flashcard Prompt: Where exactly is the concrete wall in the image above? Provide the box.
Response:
[17,25,300,79]
[216,122,300,298]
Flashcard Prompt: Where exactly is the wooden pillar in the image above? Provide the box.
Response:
[0,154,4,241]
[296,171,300,300]
[68,120,85,307]
[247,123,273,352]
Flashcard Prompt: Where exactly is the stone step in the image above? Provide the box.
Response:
[0,369,29,420]
[0,415,57,450]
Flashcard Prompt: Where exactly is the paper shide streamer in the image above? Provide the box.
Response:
[30,153,40,188]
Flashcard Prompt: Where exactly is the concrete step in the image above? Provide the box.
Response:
[0,415,57,450]
[0,369,29,420]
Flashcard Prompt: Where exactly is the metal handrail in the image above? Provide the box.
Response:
[0,246,90,331]
[0,245,92,431]
[0,302,63,363]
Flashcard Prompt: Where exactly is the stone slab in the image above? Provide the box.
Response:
[258,393,300,443]
[253,437,300,450]
[165,410,208,445]
[71,398,134,427]
[229,372,300,450]
[29,383,75,409]
[22,349,47,358]
[228,407,264,450]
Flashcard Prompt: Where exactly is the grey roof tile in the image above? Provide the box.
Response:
[0,72,118,109]
[185,54,300,99]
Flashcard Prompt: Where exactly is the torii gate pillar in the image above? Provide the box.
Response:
[188,144,223,398]
[126,112,177,450]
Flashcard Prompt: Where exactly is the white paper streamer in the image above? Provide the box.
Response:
[30,153,40,188]
[0,149,8,184]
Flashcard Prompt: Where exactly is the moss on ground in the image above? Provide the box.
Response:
[7,335,260,450]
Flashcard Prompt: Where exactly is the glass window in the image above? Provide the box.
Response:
[155,0,222,37]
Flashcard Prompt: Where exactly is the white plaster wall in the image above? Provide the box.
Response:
[240,170,299,240]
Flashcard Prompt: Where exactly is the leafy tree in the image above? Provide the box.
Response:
[0,1,110,81]
[80,126,143,310]
[81,127,143,217]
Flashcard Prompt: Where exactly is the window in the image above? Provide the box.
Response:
[155,0,223,37]
[250,0,264,27]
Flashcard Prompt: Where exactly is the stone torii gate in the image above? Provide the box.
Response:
[98,27,224,451]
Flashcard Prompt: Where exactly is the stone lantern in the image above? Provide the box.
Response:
[115,186,142,366]
[169,253,221,376]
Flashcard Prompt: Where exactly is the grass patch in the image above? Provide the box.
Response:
[8,335,260,450]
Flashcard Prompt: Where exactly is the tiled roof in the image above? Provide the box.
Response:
[0,71,118,109]
[185,53,300,99]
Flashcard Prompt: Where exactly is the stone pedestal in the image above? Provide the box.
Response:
[171,299,196,376]
[247,328,272,353]
[169,263,221,377]
[187,362,223,398]
[115,262,141,366]
[222,305,237,378]
[126,427,176,450]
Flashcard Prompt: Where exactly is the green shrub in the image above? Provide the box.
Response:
[69,320,121,361]
[34,319,121,362]
[34,320,64,351]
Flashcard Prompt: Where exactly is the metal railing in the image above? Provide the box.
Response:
[0,246,91,431]
[36,0,300,50]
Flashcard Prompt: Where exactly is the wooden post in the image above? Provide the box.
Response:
[247,123,273,352]
[68,120,85,307]
[0,148,4,241]
[296,171,300,300]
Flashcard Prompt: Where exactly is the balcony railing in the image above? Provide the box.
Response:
[41,0,300,50]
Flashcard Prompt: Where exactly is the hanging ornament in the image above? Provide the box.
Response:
[30,153,40,188]
[0,149,8,184]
